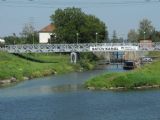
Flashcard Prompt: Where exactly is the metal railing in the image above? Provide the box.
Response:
[2,42,160,53]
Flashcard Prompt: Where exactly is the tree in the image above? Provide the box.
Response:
[151,30,160,42]
[20,23,39,44]
[118,37,125,43]
[105,30,109,43]
[111,30,119,43]
[4,33,22,45]
[138,18,155,40]
[127,29,138,43]
[50,7,107,43]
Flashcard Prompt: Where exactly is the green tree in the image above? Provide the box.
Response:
[4,33,22,45]
[111,30,119,43]
[138,18,155,40]
[151,30,160,42]
[20,23,39,44]
[50,7,107,43]
[4,35,17,45]
[127,29,138,43]
[118,37,125,43]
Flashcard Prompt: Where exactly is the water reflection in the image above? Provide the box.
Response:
[107,63,123,69]
[0,64,125,97]
[38,84,83,93]
[96,63,124,71]
[0,64,160,120]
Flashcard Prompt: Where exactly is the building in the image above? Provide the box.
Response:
[39,24,55,43]
[0,38,5,43]
[139,40,153,50]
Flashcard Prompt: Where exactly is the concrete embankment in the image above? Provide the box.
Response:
[93,51,146,64]
[0,77,30,85]
[88,85,160,91]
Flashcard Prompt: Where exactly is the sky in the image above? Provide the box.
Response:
[0,0,160,39]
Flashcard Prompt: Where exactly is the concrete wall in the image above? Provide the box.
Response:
[124,51,143,61]
[94,51,144,63]
[93,52,111,62]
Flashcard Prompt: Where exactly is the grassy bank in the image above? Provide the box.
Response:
[0,52,79,81]
[78,52,98,70]
[85,52,160,90]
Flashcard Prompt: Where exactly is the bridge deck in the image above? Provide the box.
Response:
[2,42,160,53]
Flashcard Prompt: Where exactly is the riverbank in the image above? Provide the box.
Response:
[1,64,160,120]
[0,52,98,86]
[85,54,160,90]
[0,52,79,85]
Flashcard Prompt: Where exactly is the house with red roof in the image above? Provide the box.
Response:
[39,24,55,43]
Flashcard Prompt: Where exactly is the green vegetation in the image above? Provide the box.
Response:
[14,53,60,63]
[20,52,98,70]
[4,7,108,45]
[0,52,98,84]
[86,52,160,90]
[78,52,98,70]
[0,52,79,81]
[4,23,39,45]
[50,7,107,43]
[127,18,160,42]
[147,51,160,58]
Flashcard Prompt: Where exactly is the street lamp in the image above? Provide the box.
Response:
[54,34,57,43]
[32,33,34,44]
[13,33,16,45]
[96,32,98,44]
[76,32,79,44]
[49,33,52,44]
[143,31,146,40]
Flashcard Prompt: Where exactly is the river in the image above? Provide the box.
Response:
[0,64,160,120]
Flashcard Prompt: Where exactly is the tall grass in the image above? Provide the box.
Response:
[86,60,160,89]
[0,52,77,81]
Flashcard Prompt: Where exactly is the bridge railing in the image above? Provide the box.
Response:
[4,43,93,53]
[2,42,160,53]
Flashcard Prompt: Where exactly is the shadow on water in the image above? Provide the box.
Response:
[96,63,126,72]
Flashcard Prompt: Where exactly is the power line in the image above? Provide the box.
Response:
[0,0,160,8]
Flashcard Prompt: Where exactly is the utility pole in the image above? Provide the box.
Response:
[76,33,79,44]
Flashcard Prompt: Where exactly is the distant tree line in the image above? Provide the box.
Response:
[127,18,160,42]
[110,18,160,43]
[109,30,125,43]
[4,23,39,45]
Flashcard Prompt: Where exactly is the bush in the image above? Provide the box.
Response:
[85,60,160,89]
[78,53,98,70]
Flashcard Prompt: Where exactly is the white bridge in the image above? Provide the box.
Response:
[2,42,160,53]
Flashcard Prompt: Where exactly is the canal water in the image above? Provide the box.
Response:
[0,64,160,120]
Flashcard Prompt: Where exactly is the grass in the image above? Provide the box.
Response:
[148,51,160,58]
[19,53,66,63]
[85,52,160,89]
[0,52,78,81]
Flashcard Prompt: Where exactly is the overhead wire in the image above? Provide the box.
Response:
[0,0,160,8]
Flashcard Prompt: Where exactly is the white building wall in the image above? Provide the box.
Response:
[39,32,51,43]
[0,38,5,43]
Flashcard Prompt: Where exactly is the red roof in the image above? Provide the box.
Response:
[39,24,55,32]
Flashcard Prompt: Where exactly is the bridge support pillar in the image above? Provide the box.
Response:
[71,52,77,64]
